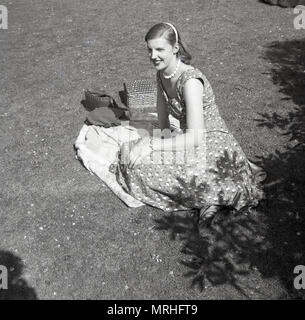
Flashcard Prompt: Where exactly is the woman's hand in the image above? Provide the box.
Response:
[128,137,152,169]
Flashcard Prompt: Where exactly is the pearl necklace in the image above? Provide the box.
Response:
[163,59,181,79]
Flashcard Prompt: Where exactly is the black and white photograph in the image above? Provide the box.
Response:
[0,0,305,303]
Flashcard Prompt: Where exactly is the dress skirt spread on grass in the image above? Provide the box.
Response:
[114,68,266,212]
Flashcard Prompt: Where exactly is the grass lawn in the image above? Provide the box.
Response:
[0,0,304,299]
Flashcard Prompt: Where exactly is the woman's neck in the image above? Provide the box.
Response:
[162,62,194,84]
[162,57,180,79]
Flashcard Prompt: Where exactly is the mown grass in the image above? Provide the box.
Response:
[0,0,304,299]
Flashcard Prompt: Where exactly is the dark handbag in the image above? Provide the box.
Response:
[84,90,115,110]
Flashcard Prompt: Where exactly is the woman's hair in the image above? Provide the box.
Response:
[145,22,192,65]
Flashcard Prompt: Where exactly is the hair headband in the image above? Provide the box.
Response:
[164,22,178,43]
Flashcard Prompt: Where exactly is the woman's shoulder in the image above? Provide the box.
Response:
[177,67,207,91]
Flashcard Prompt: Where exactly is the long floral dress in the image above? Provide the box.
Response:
[115,68,265,212]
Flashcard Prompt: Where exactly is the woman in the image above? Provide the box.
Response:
[115,22,266,230]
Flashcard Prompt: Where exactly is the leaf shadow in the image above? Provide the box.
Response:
[153,150,270,297]
[0,250,38,300]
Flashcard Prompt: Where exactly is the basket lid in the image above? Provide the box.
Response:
[126,79,156,93]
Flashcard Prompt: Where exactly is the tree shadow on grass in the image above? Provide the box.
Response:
[154,152,271,298]
[258,0,305,7]
[254,38,305,299]
[0,250,38,300]
[155,208,271,297]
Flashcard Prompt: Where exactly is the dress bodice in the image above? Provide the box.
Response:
[157,68,229,133]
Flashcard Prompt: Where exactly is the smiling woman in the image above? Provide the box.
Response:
[114,22,267,233]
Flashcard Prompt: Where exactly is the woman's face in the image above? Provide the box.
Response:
[146,36,177,71]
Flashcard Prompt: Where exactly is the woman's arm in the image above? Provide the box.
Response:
[128,78,204,168]
[152,78,205,151]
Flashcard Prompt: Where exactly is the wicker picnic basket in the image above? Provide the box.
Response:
[125,79,157,120]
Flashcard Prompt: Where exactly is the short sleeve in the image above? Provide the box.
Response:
[177,69,205,99]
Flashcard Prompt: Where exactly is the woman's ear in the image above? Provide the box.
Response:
[173,43,179,55]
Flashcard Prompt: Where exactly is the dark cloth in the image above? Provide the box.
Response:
[86,106,125,127]
[84,90,128,127]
